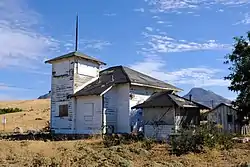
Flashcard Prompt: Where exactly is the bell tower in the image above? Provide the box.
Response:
[45,15,106,133]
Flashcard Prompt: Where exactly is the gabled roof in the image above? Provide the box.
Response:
[132,91,210,109]
[45,51,106,65]
[122,66,182,91]
[208,103,238,113]
[73,80,113,96]
[72,66,182,97]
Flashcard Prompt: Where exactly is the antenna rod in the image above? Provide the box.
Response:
[75,14,79,51]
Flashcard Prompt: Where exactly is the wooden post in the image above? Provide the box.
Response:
[2,115,6,132]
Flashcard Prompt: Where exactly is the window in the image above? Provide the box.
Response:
[227,115,233,123]
[59,104,68,117]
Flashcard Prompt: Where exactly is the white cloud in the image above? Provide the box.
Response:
[58,36,112,53]
[152,15,161,19]
[79,39,111,50]
[139,32,231,54]
[145,0,250,13]
[165,24,173,27]
[104,13,117,17]
[217,9,224,12]
[157,21,165,24]
[235,12,250,25]
[0,83,31,91]
[134,8,145,12]
[0,0,112,70]
[129,58,229,87]
[145,27,154,31]
[0,0,59,68]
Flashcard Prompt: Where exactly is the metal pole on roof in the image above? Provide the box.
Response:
[75,14,79,52]
[189,94,192,101]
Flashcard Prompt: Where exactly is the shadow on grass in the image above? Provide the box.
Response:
[0,132,99,141]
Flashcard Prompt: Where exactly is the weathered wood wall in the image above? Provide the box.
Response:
[144,125,174,140]
[207,105,238,133]
[50,58,100,134]
[129,85,162,127]
[50,58,74,134]
[103,84,130,133]
[75,96,102,134]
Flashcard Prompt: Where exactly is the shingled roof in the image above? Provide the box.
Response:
[45,51,106,65]
[72,66,182,97]
[132,91,209,109]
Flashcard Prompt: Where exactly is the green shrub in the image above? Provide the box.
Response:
[0,108,22,115]
[170,124,234,156]
[170,128,204,156]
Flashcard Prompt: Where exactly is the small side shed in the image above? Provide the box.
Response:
[132,91,209,140]
[207,103,239,133]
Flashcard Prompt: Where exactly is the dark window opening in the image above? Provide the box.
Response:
[59,104,68,117]
[227,115,233,123]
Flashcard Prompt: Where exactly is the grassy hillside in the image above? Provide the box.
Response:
[0,99,249,166]
[0,99,50,133]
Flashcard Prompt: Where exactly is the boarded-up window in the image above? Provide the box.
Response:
[83,103,94,116]
[59,104,68,117]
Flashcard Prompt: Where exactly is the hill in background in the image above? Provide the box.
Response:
[38,88,232,109]
[183,87,231,108]
[0,99,50,132]
[38,91,51,99]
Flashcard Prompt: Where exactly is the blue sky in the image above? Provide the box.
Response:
[0,0,249,100]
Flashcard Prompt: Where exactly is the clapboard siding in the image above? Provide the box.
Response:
[75,96,102,134]
[51,59,74,133]
[103,84,130,133]
[129,85,162,126]
[50,57,101,134]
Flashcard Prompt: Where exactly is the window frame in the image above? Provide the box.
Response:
[58,104,69,117]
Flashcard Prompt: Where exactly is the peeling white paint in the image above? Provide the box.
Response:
[50,57,101,134]
[49,56,179,136]
[103,84,130,133]
[75,96,102,134]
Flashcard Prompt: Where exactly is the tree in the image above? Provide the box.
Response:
[224,31,250,124]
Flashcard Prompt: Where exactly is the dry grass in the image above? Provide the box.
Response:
[0,99,249,166]
[0,140,249,167]
[0,99,50,132]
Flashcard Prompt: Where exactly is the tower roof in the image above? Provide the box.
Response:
[45,51,106,65]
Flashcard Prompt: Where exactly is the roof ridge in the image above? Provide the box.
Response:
[100,65,123,73]
[45,51,106,65]
[123,66,169,83]
[120,66,131,83]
